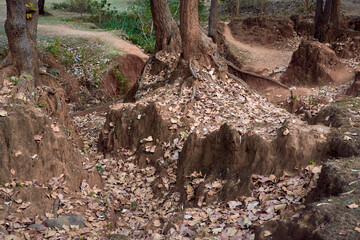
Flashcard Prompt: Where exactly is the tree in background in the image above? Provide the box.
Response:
[4,0,39,92]
[315,0,343,42]
[150,0,181,53]
[208,0,219,43]
[38,0,45,15]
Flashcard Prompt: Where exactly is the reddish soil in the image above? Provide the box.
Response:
[37,24,148,61]
[228,16,296,46]
[282,40,355,87]
[102,54,144,96]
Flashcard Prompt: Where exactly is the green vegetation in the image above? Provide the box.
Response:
[86,0,208,53]
[113,68,130,92]
[52,0,90,13]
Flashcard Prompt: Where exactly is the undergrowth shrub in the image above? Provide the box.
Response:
[52,0,91,13]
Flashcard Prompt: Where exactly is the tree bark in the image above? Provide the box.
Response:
[314,0,325,40]
[180,0,212,64]
[208,0,218,43]
[314,0,343,42]
[234,0,240,17]
[150,0,181,53]
[5,0,39,88]
[38,0,45,15]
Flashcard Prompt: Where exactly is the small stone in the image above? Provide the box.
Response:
[42,214,84,229]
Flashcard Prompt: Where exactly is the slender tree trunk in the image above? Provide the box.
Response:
[234,0,240,17]
[208,0,218,43]
[5,0,39,89]
[314,0,325,40]
[150,0,181,53]
[38,0,45,15]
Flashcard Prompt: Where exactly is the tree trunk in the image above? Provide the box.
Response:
[150,0,181,53]
[208,0,218,43]
[5,0,39,89]
[314,0,343,42]
[329,0,342,27]
[234,0,240,17]
[180,0,212,64]
[314,0,325,40]
[38,0,45,15]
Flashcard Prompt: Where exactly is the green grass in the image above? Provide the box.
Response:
[46,0,131,12]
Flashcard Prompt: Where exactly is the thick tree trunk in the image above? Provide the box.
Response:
[180,0,212,64]
[38,0,45,15]
[5,0,39,88]
[150,0,181,53]
[314,0,343,42]
[208,0,218,43]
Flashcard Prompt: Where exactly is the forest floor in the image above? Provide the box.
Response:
[1,1,360,240]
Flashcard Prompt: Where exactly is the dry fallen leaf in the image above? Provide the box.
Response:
[52,126,60,133]
[263,230,272,237]
[347,203,359,209]
[153,220,161,227]
[14,151,22,157]
[34,134,43,141]
[283,128,289,136]
[355,227,360,233]
[0,110,8,117]
[10,169,15,175]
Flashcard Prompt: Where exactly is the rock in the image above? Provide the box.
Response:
[43,214,85,229]
[27,223,47,231]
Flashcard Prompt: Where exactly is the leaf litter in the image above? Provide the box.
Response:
[0,51,342,239]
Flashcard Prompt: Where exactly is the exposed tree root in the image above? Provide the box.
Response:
[226,59,291,90]
[0,53,13,70]
[226,72,257,95]
[40,71,60,81]
[139,56,155,84]
[189,59,198,79]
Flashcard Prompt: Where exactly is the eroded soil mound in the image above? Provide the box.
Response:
[282,40,354,86]
[255,157,360,240]
[346,71,360,96]
[0,82,101,218]
[99,52,332,207]
[102,54,144,96]
[40,54,81,103]
[290,15,315,37]
[177,120,329,202]
[228,16,295,46]
[311,97,360,158]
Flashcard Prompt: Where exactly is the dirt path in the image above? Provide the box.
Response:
[222,23,295,74]
[38,24,148,61]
